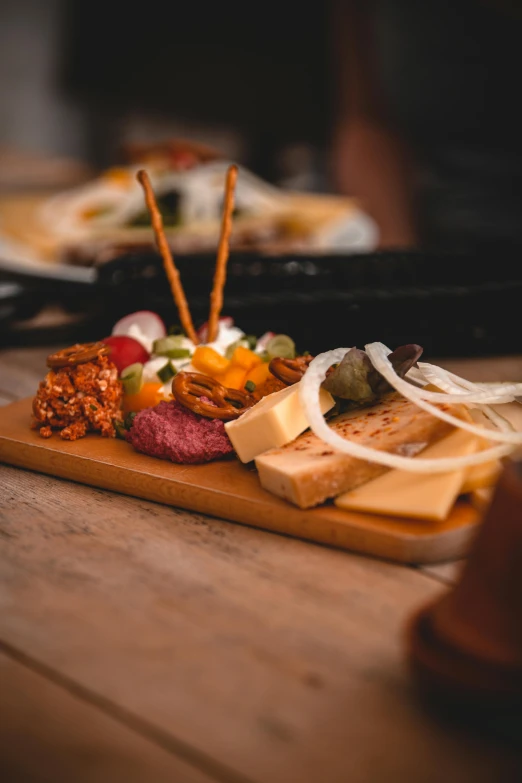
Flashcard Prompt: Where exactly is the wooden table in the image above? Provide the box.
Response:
[1,346,521,783]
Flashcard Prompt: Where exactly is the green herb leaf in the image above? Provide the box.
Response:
[124,411,137,429]
[157,361,176,383]
[114,420,127,439]
[322,345,423,408]
[244,380,256,393]
[322,348,375,402]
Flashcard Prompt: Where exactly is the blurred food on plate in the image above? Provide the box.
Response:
[0,139,377,268]
[0,146,93,192]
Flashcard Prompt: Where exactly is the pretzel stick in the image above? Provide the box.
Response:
[136,169,199,344]
[206,164,238,343]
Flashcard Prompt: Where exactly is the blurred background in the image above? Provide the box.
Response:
[0,0,333,191]
[1,0,522,355]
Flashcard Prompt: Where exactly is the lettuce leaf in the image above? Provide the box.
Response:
[322,344,423,407]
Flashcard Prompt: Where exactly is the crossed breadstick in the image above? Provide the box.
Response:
[136,164,238,346]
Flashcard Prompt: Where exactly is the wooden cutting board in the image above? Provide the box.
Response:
[0,398,481,565]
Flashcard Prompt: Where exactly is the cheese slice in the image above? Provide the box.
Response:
[334,428,479,521]
[225,382,335,464]
[470,487,494,512]
[255,392,463,508]
[460,458,502,494]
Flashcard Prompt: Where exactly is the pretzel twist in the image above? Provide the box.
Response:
[47,343,110,369]
[172,372,253,421]
[268,355,314,385]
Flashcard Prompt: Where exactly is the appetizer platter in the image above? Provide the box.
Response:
[1,164,521,564]
[0,139,376,272]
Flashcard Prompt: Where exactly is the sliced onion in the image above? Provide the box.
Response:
[299,348,515,474]
[401,364,516,405]
[416,362,519,403]
[365,343,522,446]
[405,365,429,387]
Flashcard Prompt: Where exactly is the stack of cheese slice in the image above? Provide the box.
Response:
[225,382,500,519]
[334,428,499,521]
[254,392,464,509]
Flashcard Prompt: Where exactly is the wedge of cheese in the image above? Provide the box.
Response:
[225,382,335,464]
[334,428,480,521]
[255,392,465,508]
[460,457,502,494]
[470,487,494,512]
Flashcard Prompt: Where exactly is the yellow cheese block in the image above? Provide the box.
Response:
[225,382,335,464]
[460,458,502,494]
[334,428,480,521]
[470,487,494,512]
[254,393,463,508]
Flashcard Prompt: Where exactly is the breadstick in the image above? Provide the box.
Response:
[136,169,199,344]
[206,164,238,343]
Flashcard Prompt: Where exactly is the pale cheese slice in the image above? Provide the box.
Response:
[255,392,462,508]
[470,487,494,512]
[460,458,502,494]
[334,428,479,521]
[225,382,335,464]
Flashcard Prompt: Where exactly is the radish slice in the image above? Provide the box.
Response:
[112,311,167,353]
[197,316,234,344]
[255,331,277,352]
[299,348,515,474]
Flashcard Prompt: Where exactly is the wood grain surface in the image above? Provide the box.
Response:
[2,463,522,783]
[0,652,217,783]
[1,346,522,782]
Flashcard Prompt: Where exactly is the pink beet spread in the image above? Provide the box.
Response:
[126,400,234,464]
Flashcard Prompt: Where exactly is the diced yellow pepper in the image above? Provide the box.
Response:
[245,362,272,388]
[192,346,230,377]
[219,365,248,391]
[230,345,262,371]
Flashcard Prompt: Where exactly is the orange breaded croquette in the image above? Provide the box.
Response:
[31,353,123,440]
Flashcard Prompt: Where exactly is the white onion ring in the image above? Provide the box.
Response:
[416,362,519,403]
[299,348,515,474]
[365,343,522,445]
[399,368,516,404]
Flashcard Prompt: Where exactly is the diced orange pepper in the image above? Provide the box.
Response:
[192,346,230,377]
[219,365,248,391]
[245,362,272,389]
[123,382,164,413]
[230,345,262,371]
